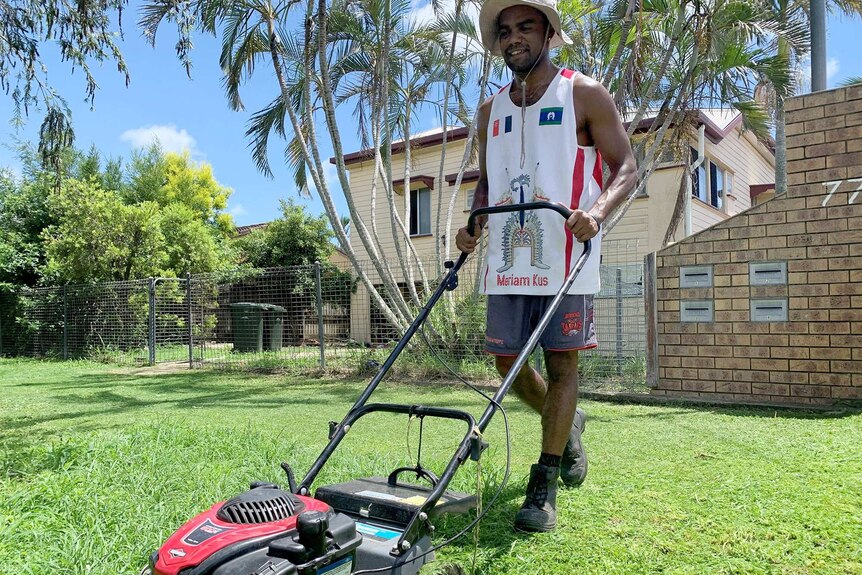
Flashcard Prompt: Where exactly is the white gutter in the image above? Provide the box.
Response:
[686,124,706,237]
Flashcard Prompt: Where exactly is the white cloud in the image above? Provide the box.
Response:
[229,204,247,217]
[796,57,840,91]
[827,58,840,82]
[120,124,199,155]
[317,162,344,195]
[0,165,22,182]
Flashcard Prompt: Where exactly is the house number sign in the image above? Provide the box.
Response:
[822,178,862,207]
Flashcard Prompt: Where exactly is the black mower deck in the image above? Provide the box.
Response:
[315,476,476,527]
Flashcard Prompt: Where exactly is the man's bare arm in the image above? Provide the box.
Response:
[470,98,492,219]
[456,97,493,253]
[578,76,637,225]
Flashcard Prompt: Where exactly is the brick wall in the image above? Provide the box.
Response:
[650,85,862,406]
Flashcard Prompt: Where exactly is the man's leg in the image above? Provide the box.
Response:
[494,352,585,458]
[500,350,585,532]
[487,296,590,531]
[541,350,580,456]
[494,355,545,413]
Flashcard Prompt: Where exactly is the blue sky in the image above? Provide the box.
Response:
[0,4,860,227]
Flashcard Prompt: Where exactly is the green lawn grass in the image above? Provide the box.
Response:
[1,358,859,574]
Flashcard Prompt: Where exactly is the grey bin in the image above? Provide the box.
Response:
[230,303,287,353]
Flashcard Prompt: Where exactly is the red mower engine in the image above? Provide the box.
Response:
[144,483,361,575]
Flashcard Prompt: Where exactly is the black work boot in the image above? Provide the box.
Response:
[560,407,588,487]
[514,464,559,532]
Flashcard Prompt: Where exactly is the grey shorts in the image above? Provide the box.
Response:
[485,294,598,356]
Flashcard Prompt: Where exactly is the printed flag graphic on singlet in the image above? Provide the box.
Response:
[493,116,514,136]
[539,107,563,126]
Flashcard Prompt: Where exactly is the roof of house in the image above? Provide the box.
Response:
[234,222,270,236]
[623,109,745,144]
[749,183,776,199]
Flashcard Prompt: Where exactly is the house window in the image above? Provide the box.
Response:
[709,161,725,210]
[691,148,731,211]
[631,143,646,197]
[410,188,431,236]
[464,188,475,211]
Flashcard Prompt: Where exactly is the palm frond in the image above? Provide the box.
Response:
[245,93,288,178]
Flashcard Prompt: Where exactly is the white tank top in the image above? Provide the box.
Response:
[482,69,603,295]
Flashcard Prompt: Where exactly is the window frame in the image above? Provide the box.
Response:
[409,187,432,237]
[690,147,733,212]
[464,187,475,212]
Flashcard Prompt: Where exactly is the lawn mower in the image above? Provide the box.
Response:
[141,202,591,575]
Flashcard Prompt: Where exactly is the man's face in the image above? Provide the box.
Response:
[496,6,552,74]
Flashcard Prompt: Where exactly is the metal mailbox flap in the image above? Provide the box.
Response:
[750,299,788,322]
[749,261,787,286]
[680,300,714,322]
[680,265,713,288]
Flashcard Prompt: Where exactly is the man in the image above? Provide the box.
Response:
[455,0,637,532]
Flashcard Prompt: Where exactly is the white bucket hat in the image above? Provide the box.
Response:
[479,0,573,56]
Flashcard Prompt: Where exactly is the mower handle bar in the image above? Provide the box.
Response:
[465,200,574,236]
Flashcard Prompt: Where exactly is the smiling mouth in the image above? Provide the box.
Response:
[507,48,528,57]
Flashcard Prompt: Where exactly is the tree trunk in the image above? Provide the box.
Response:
[625,7,685,136]
[601,0,637,88]
[312,0,412,328]
[443,55,492,262]
[266,6,407,331]
[603,28,701,236]
[662,166,691,246]
[434,0,464,272]
[774,36,789,196]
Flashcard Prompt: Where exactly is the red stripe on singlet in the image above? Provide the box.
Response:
[593,151,603,190]
[561,69,575,79]
[565,148,586,276]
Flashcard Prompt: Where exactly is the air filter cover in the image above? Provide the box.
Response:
[216,487,306,524]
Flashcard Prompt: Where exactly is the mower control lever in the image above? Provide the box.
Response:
[280,462,298,493]
[387,465,440,488]
[470,435,489,462]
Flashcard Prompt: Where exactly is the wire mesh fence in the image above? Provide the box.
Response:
[0,240,648,391]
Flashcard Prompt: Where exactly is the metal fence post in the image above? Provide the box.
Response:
[148,277,156,366]
[187,272,193,369]
[315,261,325,370]
[62,285,68,360]
[615,267,624,376]
[644,253,659,388]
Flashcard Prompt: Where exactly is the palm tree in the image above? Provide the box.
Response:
[141,0,416,329]
[140,0,486,330]
[324,0,484,312]
[558,0,804,242]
